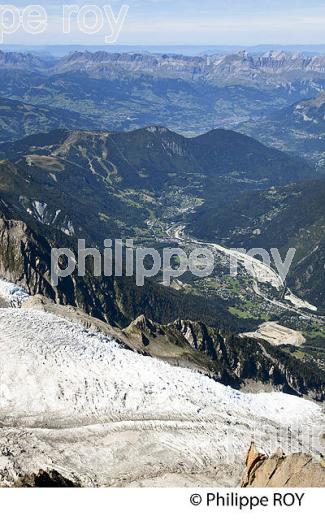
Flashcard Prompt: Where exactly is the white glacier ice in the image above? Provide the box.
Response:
[0,279,30,307]
[0,305,323,486]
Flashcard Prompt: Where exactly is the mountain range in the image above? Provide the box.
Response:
[0,125,323,341]
[1,49,325,149]
[0,47,324,487]
[52,50,325,85]
[0,98,95,142]
[0,126,315,246]
[238,91,325,166]
[0,45,323,329]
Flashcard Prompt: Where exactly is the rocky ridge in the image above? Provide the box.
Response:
[241,443,325,487]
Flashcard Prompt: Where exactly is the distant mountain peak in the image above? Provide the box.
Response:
[0,49,43,69]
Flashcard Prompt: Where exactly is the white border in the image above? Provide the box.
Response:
[0,488,323,520]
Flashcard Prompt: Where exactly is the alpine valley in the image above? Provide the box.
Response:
[0,48,324,488]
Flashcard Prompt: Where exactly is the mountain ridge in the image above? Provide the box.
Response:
[1,49,325,143]
[237,91,325,166]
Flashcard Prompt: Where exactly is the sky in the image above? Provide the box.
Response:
[1,0,325,46]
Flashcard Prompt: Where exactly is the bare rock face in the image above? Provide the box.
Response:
[14,469,80,488]
[242,443,325,488]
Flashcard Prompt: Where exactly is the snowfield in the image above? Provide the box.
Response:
[0,303,324,486]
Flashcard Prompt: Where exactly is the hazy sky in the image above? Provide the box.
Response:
[2,0,325,45]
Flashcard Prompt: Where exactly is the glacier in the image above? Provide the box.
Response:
[0,284,323,486]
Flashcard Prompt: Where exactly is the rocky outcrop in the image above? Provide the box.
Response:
[14,469,80,488]
[123,314,221,374]
[124,316,325,400]
[172,320,325,400]
[241,443,325,487]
